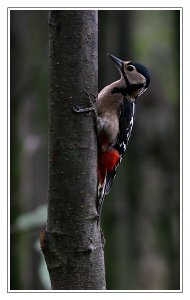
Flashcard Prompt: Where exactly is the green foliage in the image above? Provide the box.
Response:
[34,238,51,289]
[13,204,47,232]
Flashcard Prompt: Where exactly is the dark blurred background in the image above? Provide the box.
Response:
[10,10,180,290]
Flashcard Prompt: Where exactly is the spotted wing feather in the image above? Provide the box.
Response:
[105,98,135,194]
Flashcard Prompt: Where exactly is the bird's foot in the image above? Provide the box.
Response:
[73,91,98,116]
[81,91,97,105]
[73,104,95,114]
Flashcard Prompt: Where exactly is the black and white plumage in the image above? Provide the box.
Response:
[73,53,150,221]
[96,54,150,215]
[105,99,135,195]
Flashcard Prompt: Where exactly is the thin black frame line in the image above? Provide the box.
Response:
[8,290,182,294]
[7,7,183,293]
[8,6,183,9]
[181,7,183,294]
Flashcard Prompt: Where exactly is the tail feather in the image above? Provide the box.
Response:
[97,179,106,224]
[104,169,117,194]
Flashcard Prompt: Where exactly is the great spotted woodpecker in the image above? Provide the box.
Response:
[74,54,150,221]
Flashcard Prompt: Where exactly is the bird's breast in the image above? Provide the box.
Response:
[98,112,120,145]
[96,81,125,147]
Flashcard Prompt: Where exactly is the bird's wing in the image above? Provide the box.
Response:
[105,99,135,194]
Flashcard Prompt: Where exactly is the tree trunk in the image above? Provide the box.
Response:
[40,10,106,290]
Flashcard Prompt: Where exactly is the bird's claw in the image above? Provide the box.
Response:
[80,91,97,104]
[73,104,82,113]
[73,104,95,115]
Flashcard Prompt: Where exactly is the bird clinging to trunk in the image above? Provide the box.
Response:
[74,53,150,223]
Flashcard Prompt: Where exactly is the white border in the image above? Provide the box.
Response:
[1,1,186,298]
[7,7,10,293]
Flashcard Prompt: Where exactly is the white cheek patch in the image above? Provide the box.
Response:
[126,71,146,85]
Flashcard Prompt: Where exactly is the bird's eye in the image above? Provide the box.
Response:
[127,65,134,72]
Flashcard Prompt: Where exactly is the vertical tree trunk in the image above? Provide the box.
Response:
[40,10,106,290]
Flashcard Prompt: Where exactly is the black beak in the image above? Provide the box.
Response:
[107,53,124,69]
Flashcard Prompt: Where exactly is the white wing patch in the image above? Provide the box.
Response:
[103,100,136,196]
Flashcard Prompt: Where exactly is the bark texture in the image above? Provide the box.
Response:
[41,10,106,290]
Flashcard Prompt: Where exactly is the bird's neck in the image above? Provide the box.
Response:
[110,79,136,103]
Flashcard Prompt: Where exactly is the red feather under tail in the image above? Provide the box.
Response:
[98,149,120,185]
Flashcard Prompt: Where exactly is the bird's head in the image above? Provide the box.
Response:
[108,53,150,101]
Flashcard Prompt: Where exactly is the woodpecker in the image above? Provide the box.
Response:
[74,53,150,221]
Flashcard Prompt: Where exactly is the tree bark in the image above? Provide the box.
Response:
[40,10,106,290]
